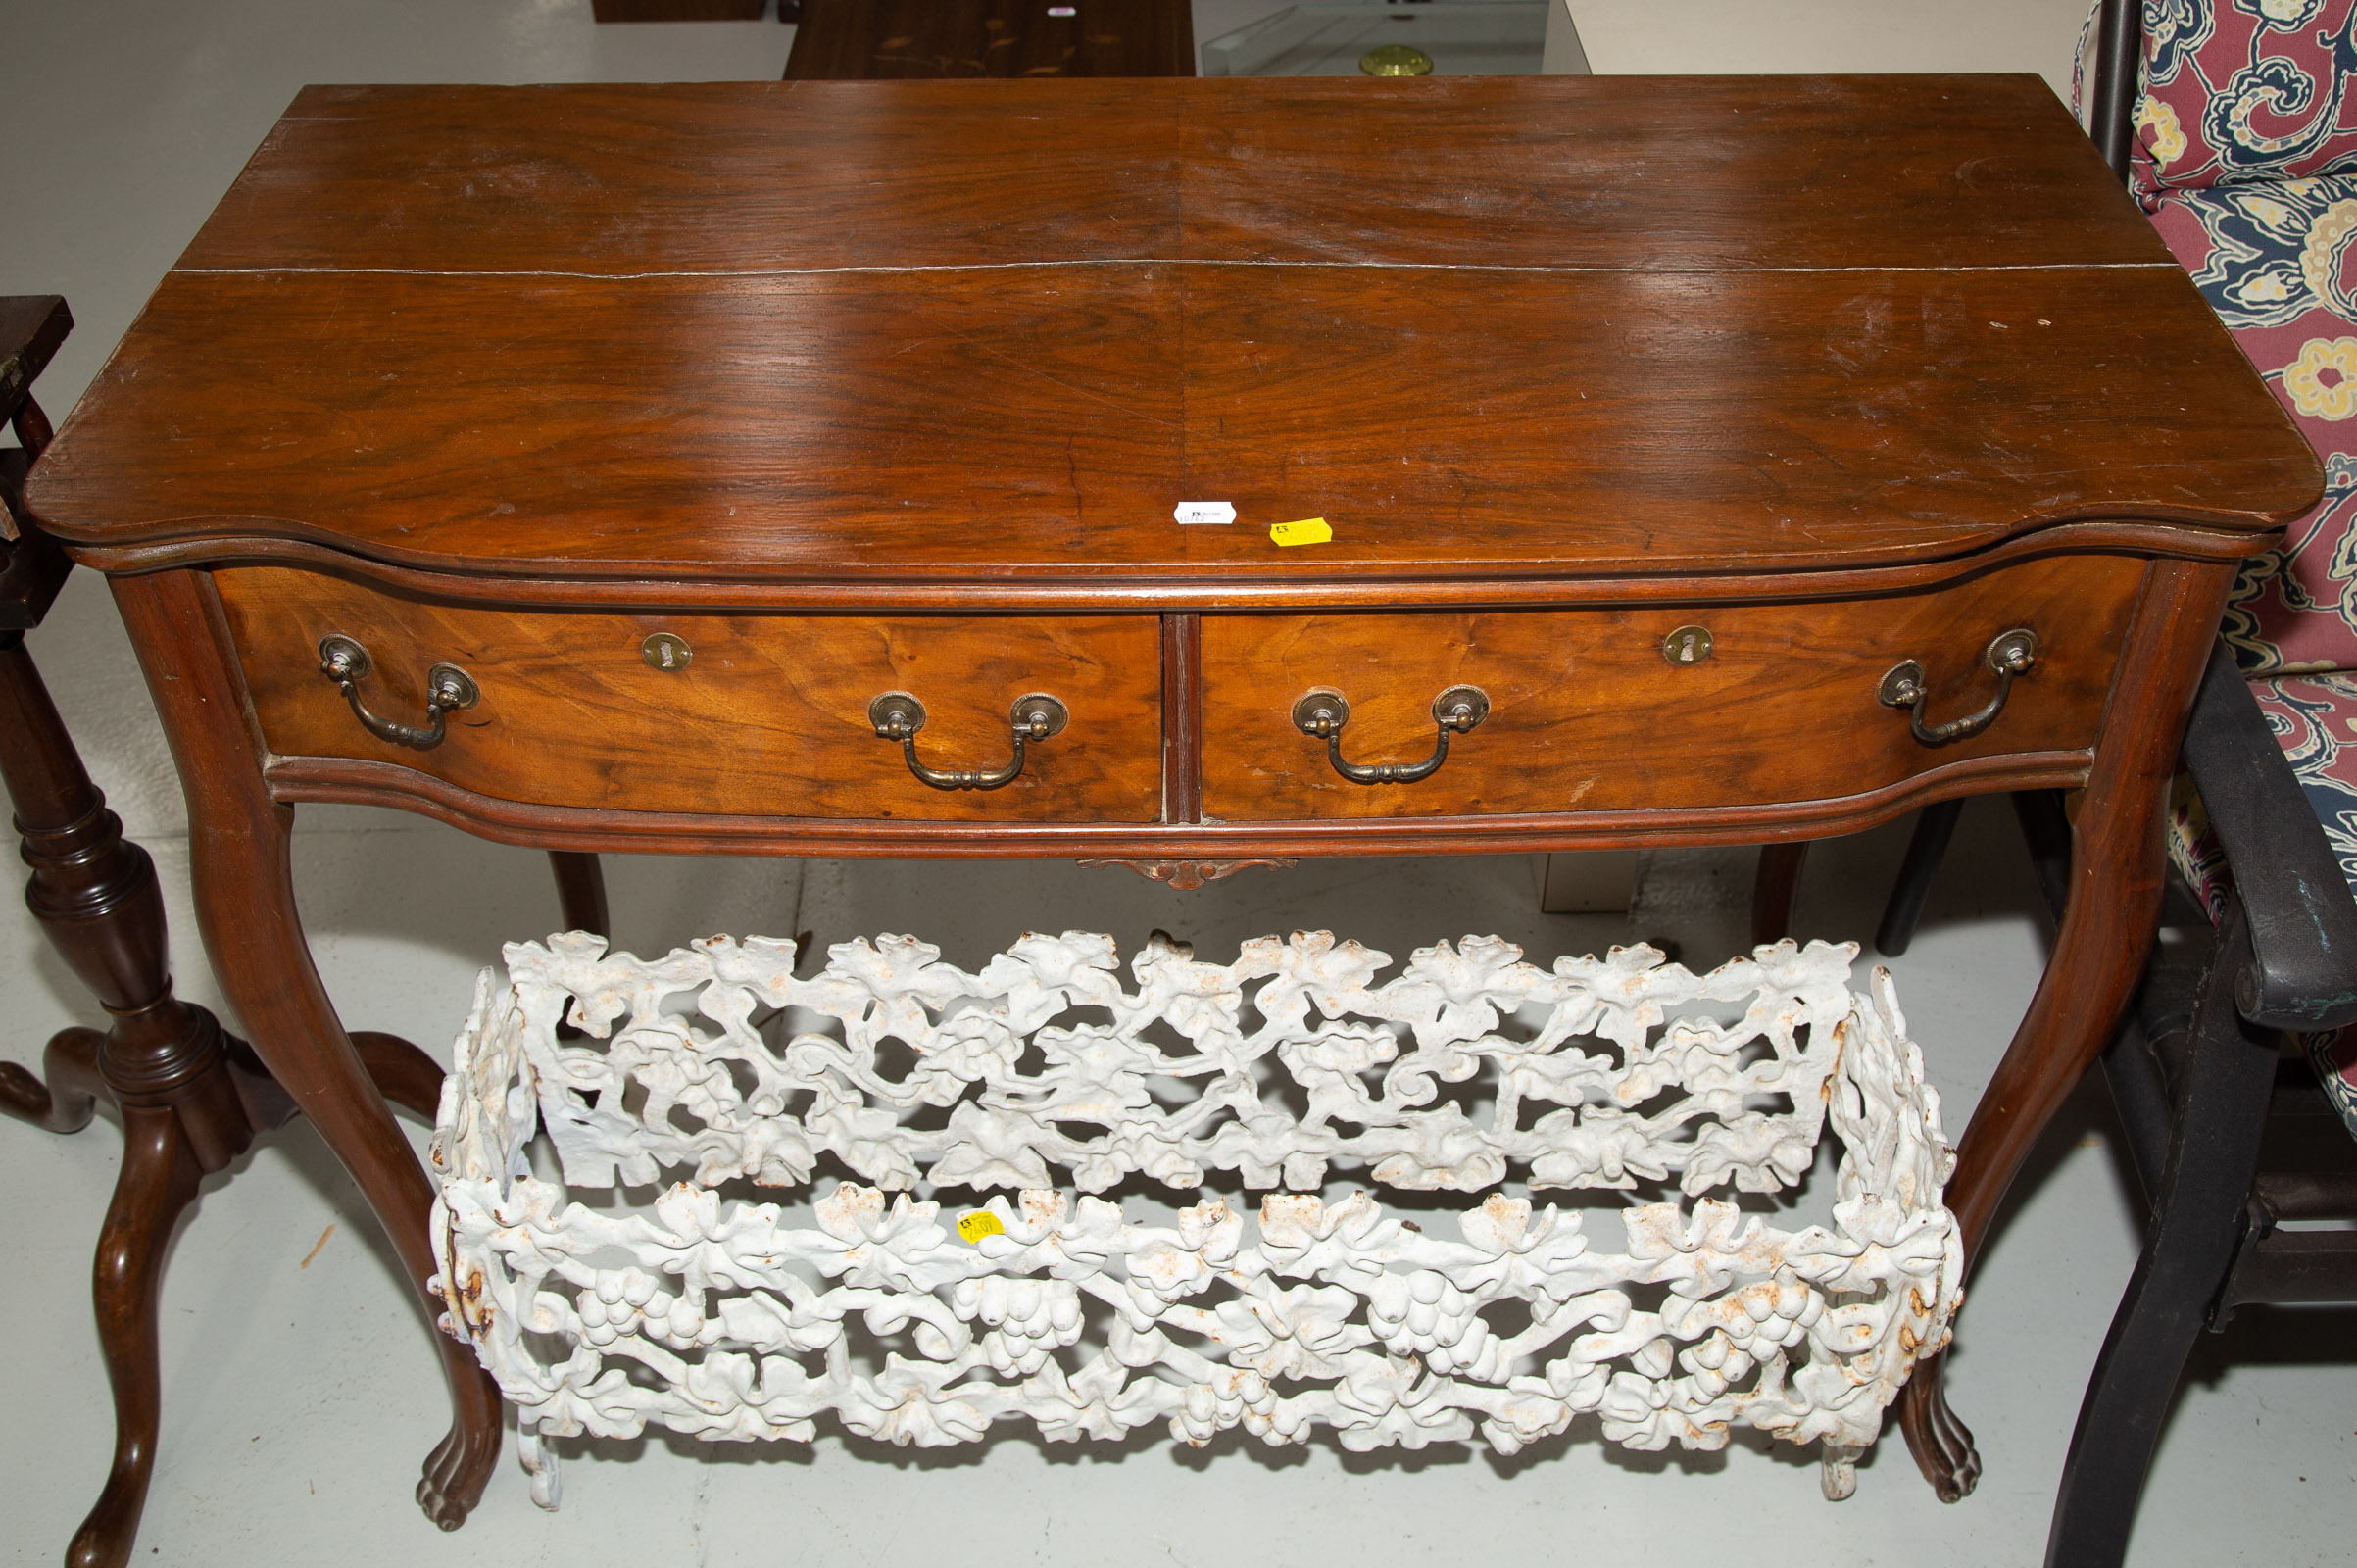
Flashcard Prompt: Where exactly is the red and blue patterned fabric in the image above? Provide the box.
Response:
[2145,184,2357,673]
[2122,2,2357,1134]
[2132,1,2357,201]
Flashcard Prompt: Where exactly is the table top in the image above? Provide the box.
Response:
[27,75,2321,595]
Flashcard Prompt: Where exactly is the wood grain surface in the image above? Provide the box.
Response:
[26,77,2319,582]
[28,264,2311,581]
[1179,75,2163,270]
[1198,554,2145,819]
[175,82,1186,272]
[215,568,1164,822]
[163,77,2162,274]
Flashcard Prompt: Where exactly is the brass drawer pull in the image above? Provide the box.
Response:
[1879,628,2038,748]
[1292,685,1491,785]
[317,634,478,751]
[868,691,1068,791]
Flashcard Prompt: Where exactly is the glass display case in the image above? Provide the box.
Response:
[1202,1,1552,77]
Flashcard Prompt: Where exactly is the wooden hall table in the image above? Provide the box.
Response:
[24,75,2319,1524]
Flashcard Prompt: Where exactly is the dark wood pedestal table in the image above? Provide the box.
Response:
[0,297,613,1566]
[22,76,2321,1525]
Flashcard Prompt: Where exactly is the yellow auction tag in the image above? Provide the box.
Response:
[1269,516,1333,546]
[956,1209,1005,1244]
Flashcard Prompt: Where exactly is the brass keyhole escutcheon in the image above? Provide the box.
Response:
[1663,625,1714,665]
[641,632,692,672]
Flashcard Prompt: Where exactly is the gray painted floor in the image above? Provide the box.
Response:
[3,3,2351,1565]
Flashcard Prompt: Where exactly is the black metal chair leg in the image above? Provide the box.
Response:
[2011,788,2074,923]
[2046,899,2280,1568]
[1875,798,1964,956]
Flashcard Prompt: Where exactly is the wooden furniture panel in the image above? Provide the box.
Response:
[215,568,1164,821]
[47,269,1183,578]
[33,265,2309,581]
[1198,555,2146,820]
[1177,74,2165,270]
[1170,264,2311,573]
[177,83,1183,273]
[785,0,1195,79]
[168,79,2160,277]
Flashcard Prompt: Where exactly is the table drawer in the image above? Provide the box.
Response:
[1199,555,2145,821]
[214,568,1163,821]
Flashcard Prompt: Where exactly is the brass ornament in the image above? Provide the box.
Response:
[869,691,1069,791]
[1879,628,2038,747]
[1292,685,1489,785]
[1359,43,1434,76]
[316,634,477,751]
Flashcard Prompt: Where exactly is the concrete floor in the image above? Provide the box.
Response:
[2,3,2351,1565]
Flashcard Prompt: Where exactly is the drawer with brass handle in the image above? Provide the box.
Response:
[1197,554,2147,821]
[213,567,1163,822]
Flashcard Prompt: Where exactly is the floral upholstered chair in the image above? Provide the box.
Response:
[2029,6,2357,1563]
[2130,0,2357,1138]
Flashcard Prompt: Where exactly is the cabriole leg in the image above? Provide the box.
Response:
[66,1108,203,1568]
[0,1025,102,1132]
[1897,561,2231,1501]
[112,570,502,1532]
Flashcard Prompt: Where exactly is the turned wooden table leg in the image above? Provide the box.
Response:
[1897,561,2230,1500]
[547,850,609,937]
[1751,841,1810,946]
[113,571,502,1531]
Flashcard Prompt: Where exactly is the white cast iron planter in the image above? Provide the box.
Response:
[428,929,1961,1507]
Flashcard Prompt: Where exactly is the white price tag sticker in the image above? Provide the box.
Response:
[1173,501,1237,526]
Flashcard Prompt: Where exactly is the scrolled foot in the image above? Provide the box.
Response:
[66,1457,151,1568]
[1898,1355,1982,1502]
[0,1025,104,1132]
[416,1398,500,1531]
[516,1424,563,1511]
